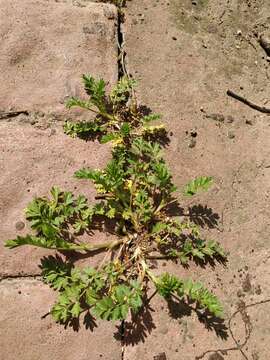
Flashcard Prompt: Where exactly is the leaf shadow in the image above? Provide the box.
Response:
[164,202,220,230]
[188,204,220,229]
[114,302,156,345]
[167,297,229,340]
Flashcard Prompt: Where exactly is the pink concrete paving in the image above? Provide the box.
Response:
[0,279,122,360]
[0,0,118,117]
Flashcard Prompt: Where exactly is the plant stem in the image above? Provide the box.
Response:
[82,239,124,252]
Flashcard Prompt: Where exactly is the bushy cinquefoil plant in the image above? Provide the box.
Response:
[6,75,226,326]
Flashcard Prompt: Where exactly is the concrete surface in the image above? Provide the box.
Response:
[0,279,122,360]
[0,1,120,358]
[123,0,270,359]
[0,0,118,117]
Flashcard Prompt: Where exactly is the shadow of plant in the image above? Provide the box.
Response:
[114,302,156,345]
[188,205,220,229]
[167,298,228,340]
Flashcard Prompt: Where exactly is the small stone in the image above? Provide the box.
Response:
[227,115,234,123]
[15,221,25,231]
[245,119,253,125]
[255,285,262,295]
[190,130,197,138]
[191,0,198,5]
[228,131,235,139]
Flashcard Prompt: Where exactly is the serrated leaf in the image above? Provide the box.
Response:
[100,133,119,144]
[151,222,167,234]
[183,176,213,196]
[71,302,82,318]
[120,123,131,137]
[141,113,161,123]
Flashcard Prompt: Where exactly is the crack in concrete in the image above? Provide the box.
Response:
[195,298,270,359]
[0,274,41,282]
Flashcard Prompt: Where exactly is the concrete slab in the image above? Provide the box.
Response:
[123,0,270,358]
[0,122,112,278]
[0,279,122,360]
[0,0,118,117]
[123,249,270,360]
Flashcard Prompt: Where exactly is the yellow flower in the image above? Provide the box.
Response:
[125,179,133,190]
[112,138,124,147]
[95,184,106,193]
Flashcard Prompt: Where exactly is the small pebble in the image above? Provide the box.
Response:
[227,115,234,123]
[228,131,235,139]
[15,221,25,231]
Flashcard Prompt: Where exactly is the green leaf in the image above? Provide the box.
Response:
[71,302,82,318]
[63,120,101,138]
[183,176,213,196]
[106,207,116,219]
[151,222,168,234]
[100,133,119,144]
[120,123,131,137]
[120,304,129,319]
[5,234,86,251]
[114,285,130,302]
[85,289,99,306]
[83,75,106,99]
[74,168,101,181]
[110,76,136,105]
[156,273,181,298]
[40,256,71,290]
[82,75,106,112]
[141,113,161,123]
[66,97,90,110]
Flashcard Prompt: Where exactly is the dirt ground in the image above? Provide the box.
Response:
[1,0,270,359]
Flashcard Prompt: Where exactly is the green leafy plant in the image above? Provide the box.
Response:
[64,75,166,144]
[6,74,227,331]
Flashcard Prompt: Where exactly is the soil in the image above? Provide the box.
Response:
[1,0,270,359]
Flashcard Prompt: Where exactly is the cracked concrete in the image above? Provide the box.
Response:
[0,0,121,358]
[1,0,270,359]
[122,0,270,359]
